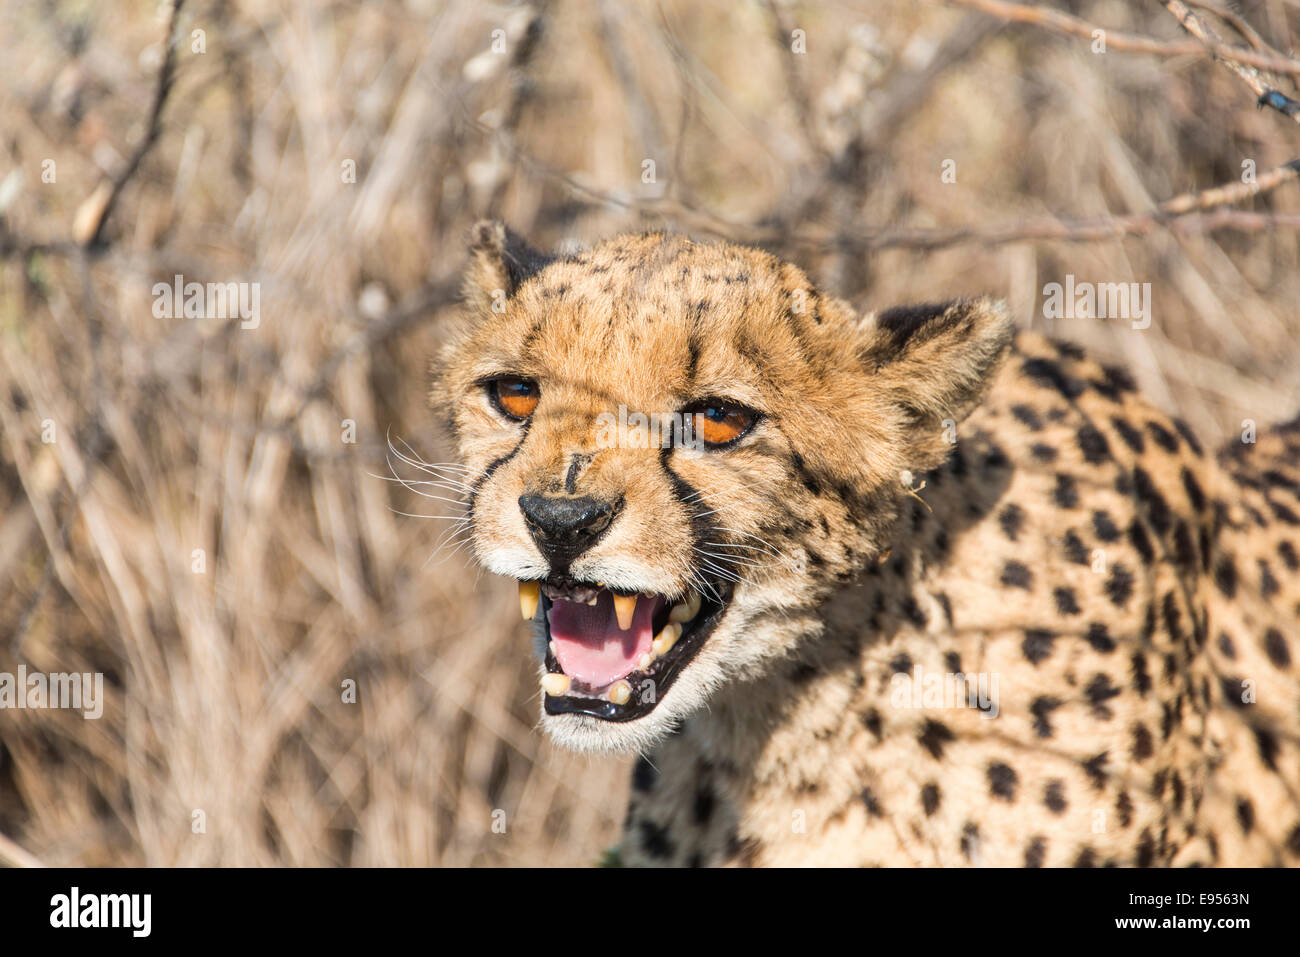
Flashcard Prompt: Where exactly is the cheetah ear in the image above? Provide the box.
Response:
[464,220,554,314]
[858,297,1014,469]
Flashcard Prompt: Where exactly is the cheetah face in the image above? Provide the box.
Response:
[434,222,1013,753]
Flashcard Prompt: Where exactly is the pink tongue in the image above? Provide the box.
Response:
[548,592,666,688]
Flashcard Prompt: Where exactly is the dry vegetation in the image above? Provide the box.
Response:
[0,0,1297,866]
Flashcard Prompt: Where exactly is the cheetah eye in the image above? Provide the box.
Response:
[488,376,540,421]
[683,399,759,448]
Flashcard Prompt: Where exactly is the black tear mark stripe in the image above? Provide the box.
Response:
[659,443,717,579]
[467,424,532,517]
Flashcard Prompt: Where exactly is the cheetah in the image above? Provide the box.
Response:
[434,221,1300,867]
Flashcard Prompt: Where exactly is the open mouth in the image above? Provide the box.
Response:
[517,575,732,721]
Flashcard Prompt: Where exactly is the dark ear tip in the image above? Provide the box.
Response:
[468,219,508,252]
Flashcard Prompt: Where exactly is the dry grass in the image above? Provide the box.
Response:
[0,0,1296,866]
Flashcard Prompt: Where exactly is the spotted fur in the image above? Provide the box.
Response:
[435,223,1300,866]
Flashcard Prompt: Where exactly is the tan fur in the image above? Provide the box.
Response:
[434,224,1300,866]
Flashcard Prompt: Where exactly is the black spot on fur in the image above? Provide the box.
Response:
[918,719,955,759]
[860,787,883,817]
[1085,674,1121,718]
[1031,443,1059,463]
[1173,521,1197,568]
[1127,519,1154,563]
[1030,696,1061,738]
[988,762,1017,801]
[693,785,716,825]
[935,593,954,627]
[1022,629,1055,665]
[1053,474,1079,509]
[1137,831,1155,867]
[1173,418,1203,456]
[1106,564,1134,607]
[889,653,913,675]
[1271,500,1300,525]
[1075,847,1097,868]
[632,756,658,792]
[1024,837,1046,868]
[921,783,941,816]
[1102,364,1137,394]
[1217,632,1236,660]
[1161,592,1184,643]
[1011,405,1043,431]
[1053,587,1080,615]
[1180,467,1205,511]
[1146,421,1179,452]
[1001,560,1033,589]
[639,820,674,859]
[1234,798,1254,834]
[1132,468,1171,534]
[861,709,883,740]
[1254,727,1279,771]
[1111,417,1145,453]
[901,595,928,628]
[1086,622,1116,653]
[1131,652,1152,695]
[1279,541,1299,571]
[1264,628,1291,669]
[1064,530,1089,565]
[1092,510,1120,542]
[1077,425,1111,464]
[960,823,980,860]
[1214,556,1237,598]
[1259,560,1280,598]
[1286,825,1300,858]
[1044,780,1067,814]
[1023,357,1085,398]
[1082,752,1109,790]
[1116,791,1134,828]
[1132,723,1153,760]
[998,503,1025,541]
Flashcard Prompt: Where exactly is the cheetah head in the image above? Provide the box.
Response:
[434,222,1013,753]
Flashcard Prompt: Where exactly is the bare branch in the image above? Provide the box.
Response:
[1159,0,1300,121]
[82,0,188,247]
[948,0,1300,76]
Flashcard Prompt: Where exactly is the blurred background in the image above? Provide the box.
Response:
[0,0,1297,866]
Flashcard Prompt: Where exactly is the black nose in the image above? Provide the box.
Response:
[518,494,617,565]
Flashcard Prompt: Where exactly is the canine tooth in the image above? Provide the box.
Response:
[548,641,557,657]
[608,680,632,705]
[585,595,599,606]
[541,673,570,696]
[637,652,653,671]
[613,593,637,630]
[519,581,540,620]
[670,591,702,623]
[652,621,682,657]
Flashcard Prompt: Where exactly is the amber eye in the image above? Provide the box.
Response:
[685,399,758,448]
[489,377,539,420]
